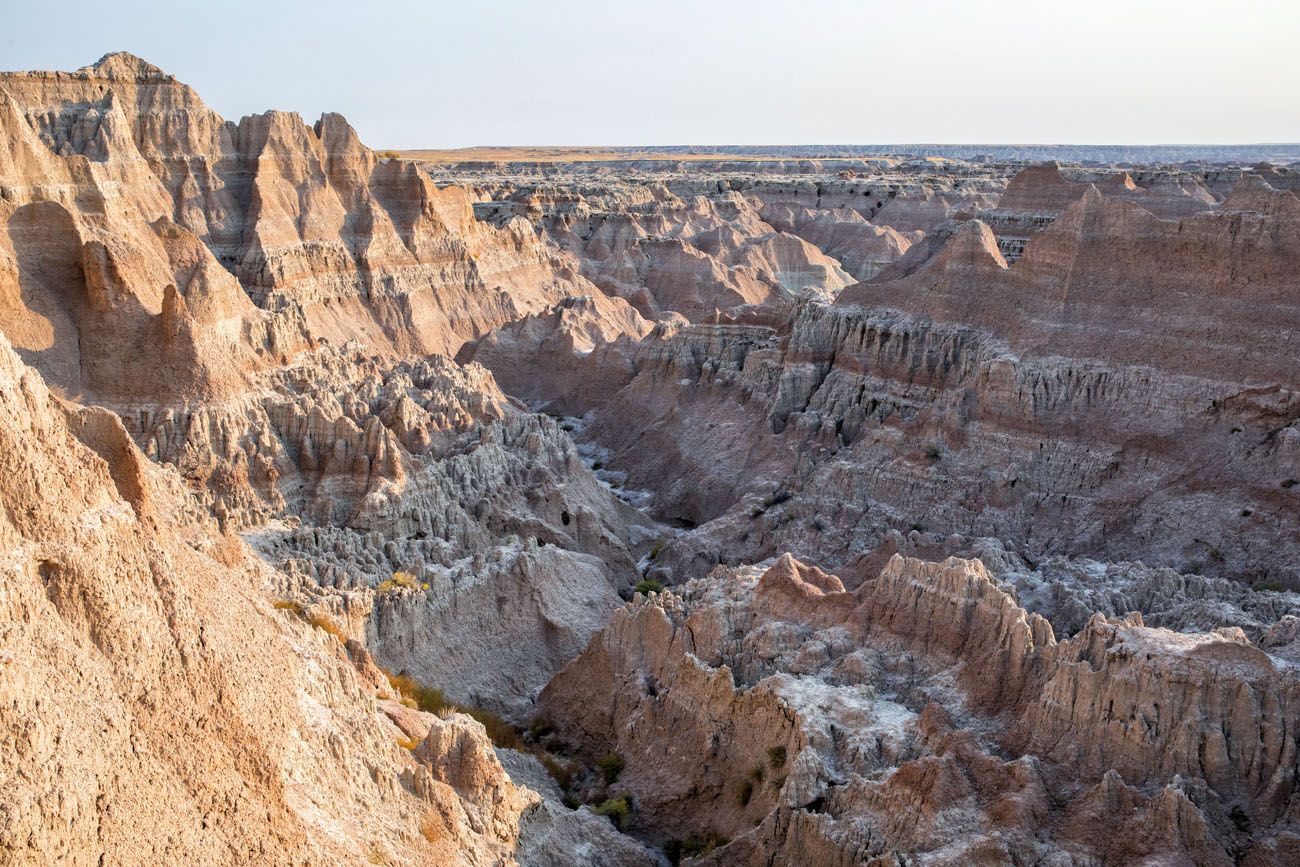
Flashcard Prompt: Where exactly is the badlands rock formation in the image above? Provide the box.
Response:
[456,163,1300,594]
[0,330,654,867]
[1,53,1298,866]
[541,554,1300,865]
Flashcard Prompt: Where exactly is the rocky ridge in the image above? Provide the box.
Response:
[0,52,1297,866]
[540,554,1300,865]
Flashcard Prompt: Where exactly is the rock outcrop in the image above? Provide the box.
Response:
[540,554,1300,865]
[4,52,1299,867]
[0,328,664,866]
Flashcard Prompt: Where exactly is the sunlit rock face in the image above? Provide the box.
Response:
[540,554,1300,865]
[1,53,1298,867]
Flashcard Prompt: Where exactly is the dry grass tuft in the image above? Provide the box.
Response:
[385,671,451,715]
[307,611,348,641]
[377,570,420,593]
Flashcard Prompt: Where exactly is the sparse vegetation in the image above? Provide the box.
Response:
[592,795,631,830]
[664,833,729,865]
[376,150,401,160]
[634,578,663,595]
[466,707,524,751]
[377,570,420,593]
[307,610,348,642]
[751,489,792,519]
[767,745,787,768]
[735,778,754,806]
[272,598,303,613]
[597,752,625,784]
[537,751,579,789]
[383,668,526,750]
[396,734,421,750]
[764,490,792,509]
[385,671,451,714]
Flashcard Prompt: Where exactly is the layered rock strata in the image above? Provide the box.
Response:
[540,554,1300,865]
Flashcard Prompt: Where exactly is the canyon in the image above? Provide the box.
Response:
[0,53,1298,866]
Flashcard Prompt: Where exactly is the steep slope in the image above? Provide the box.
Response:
[0,52,624,403]
[504,172,1300,590]
[0,330,661,866]
[0,53,663,721]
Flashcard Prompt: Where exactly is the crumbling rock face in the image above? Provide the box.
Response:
[5,51,1300,867]
[119,342,659,715]
[444,166,1005,326]
[535,175,1300,588]
[0,53,601,404]
[541,554,1300,864]
[0,330,602,866]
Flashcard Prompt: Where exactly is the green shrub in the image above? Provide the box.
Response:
[665,833,728,865]
[592,795,631,830]
[634,578,664,595]
[597,752,625,784]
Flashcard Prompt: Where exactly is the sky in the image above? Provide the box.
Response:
[2,0,1298,149]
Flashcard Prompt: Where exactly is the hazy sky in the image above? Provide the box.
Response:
[3,0,1298,148]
